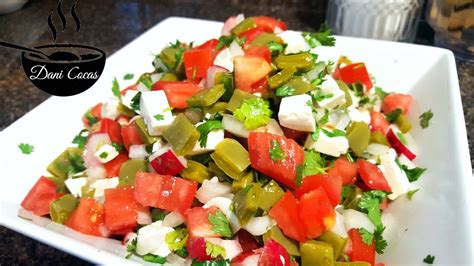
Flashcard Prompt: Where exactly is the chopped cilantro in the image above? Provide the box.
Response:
[406,188,420,200]
[143,254,167,264]
[311,89,334,102]
[205,241,226,259]
[357,190,387,226]
[311,127,321,141]
[130,91,141,111]
[375,87,388,100]
[358,228,374,245]
[208,210,232,238]
[386,108,402,123]
[112,142,123,152]
[395,159,427,182]
[99,151,108,159]
[233,98,272,130]
[267,41,285,55]
[216,35,235,50]
[275,85,295,97]
[154,114,164,121]
[112,77,121,101]
[423,254,435,264]
[85,109,98,126]
[196,120,223,148]
[123,73,134,80]
[269,139,285,162]
[351,83,364,97]
[72,129,88,149]
[321,128,346,138]
[374,224,388,254]
[18,143,34,154]
[150,208,166,222]
[175,246,188,258]
[304,150,327,176]
[419,110,434,129]
[318,109,329,125]
[302,23,336,48]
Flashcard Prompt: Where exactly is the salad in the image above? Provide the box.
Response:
[18,14,431,266]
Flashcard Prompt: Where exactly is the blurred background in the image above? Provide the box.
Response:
[0,0,472,264]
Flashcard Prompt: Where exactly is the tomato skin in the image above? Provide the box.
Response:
[82,103,102,126]
[253,16,288,32]
[357,160,392,192]
[104,186,137,231]
[268,191,305,242]
[121,125,144,151]
[382,93,413,115]
[21,176,58,216]
[236,229,261,252]
[186,207,221,239]
[245,46,271,64]
[99,118,123,144]
[152,81,201,109]
[250,77,268,95]
[197,39,221,60]
[65,198,105,236]
[327,156,358,185]
[338,63,373,90]
[248,132,305,189]
[258,239,291,266]
[149,150,186,176]
[183,47,214,80]
[348,228,375,265]
[295,173,342,207]
[103,153,129,178]
[134,172,197,213]
[234,55,272,92]
[186,237,213,262]
[298,188,335,239]
[370,111,390,134]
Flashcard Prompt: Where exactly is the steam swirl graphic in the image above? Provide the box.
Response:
[47,0,81,42]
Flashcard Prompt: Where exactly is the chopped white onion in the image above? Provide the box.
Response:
[342,209,375,232]
[137,208,152,225]
[243,216,276,236]
[221,14,245,36]
[129,144,148,160]
[196,177,232,204]
[162,211,185,227]
[86,165,107,181]
[229,40,244,58]
[222,114,249,138]
[84,133,111,167]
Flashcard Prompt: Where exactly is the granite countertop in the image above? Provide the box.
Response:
[0,0,472,264]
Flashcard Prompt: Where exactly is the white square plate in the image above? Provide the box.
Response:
[1,17,472,265]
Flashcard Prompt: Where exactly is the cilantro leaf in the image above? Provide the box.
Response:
[406,188,420,200]
[269,139,285,162]
[216,35,235,50]
[18,143,34,154]
[267,41,285,55]
[205,241,226,259]
[275,85,295,97]
[396,159,426,182]
[208,210,232,238]
[150,208,166,222]
[99,152,108,159]
[311,89,334,102]
[126,238,137,253]
[423,254,435,264]
[196,120,223,148]
[358,228,374,245]
[233,98,272,130]
[295,164,305,187]
[85,109,98,126]
[112,77,121,100]
[419,110,434,129]
[385,108,402,123]
[302,23,336,48]
[154,114,164,121]
[311,127,321,141]
[112,142,123,152]
[318,109,329,125]
[375,87,388,100]
[143,254,167,264]
[175,246,188,258]
[321,128,346,138]
[72,129,88,149]
[374,224,388,254]
[304,150,327,176]
[351,83,364,97]
[123,73,134,80]
[357,190,387,226]
[130,91,141,111]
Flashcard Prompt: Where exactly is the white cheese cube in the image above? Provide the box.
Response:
[122,90,140,111]
[277,30,310,54]
[316,76,347,109]
[140,91,174,136]
[278,94,315,132]
[222,114,249,138]
[94,144,119,163]
[89,177,119,198]
[189,126,224,155]
[213,48,233,72]
[304,130,349,157]
[136,221,174,257]
[101,99,120,120]
[378,149,410,200]
[129,144,148,160]
[348,108,371,124]
[65,177,88,197]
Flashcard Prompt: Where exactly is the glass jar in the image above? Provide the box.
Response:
[326,0,425,42]
[426,0,473,61]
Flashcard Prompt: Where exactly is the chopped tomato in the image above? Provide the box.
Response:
[197,39,221,59]
[149,150,186,176]
[134,172,197,213]
[258,239,291,266]
[186,237,212,262]
[104,186,137,231]
[236,229,260,252]
[183,47,214,81]
[382,93,413,115]
[245,46,271,63]
[120,84,137,96]
[327,156,358,185]
[234,55,272,92]
[186,206,221,239]
[338,63,373,90]
[268,191,305,242]
[251,77,268,94]
[370,111,390,134]
[248,132,305,189]
[253,16,287,32]
[99,118,123,144]
[65,198,105,236]
[281,126,308,143]
[152,81,201,109]
[121,124,143,151]
[295,173,342,207]
[240,27,265,45]
[298,188,335,239]
[21,176,59,216]
[82,103,102,126]
[357,160,392,192]
[104,153,129,178]
[347,228,375,265]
